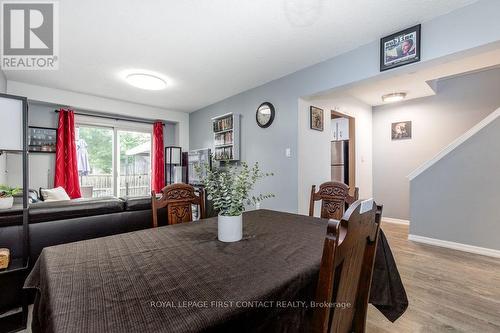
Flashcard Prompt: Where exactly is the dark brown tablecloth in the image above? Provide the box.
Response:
[24,209,407,333]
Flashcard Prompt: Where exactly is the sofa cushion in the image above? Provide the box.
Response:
[29,197,124,223]
[40,187,71,202]
[121,196,151,211]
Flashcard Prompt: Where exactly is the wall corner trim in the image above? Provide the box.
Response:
[382,217,410,225]
[407,106,500,180]
[408,234,500,258]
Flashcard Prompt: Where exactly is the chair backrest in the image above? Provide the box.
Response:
[313,199,382,333]
[151,183,205,227]
[309,182,359,220]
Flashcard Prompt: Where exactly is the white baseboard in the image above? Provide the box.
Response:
[382,217,410,225]
[408,234,500,258]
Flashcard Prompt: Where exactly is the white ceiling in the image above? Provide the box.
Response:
[4,0,477,112]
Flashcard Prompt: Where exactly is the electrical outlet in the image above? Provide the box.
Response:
[285,148,291,158]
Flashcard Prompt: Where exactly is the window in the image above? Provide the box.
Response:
[77,125,114,197]
[118,130,151,197]
[75,119,152,198]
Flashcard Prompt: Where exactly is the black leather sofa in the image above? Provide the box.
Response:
[0,196,165,315]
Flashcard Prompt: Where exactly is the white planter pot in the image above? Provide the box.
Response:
[218,214,243,242]
[0,197,14,210]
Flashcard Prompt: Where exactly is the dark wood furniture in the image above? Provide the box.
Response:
[25,209,406,333]
[151,183,205,227]
[313,200,382,333]
[309,181,359,220]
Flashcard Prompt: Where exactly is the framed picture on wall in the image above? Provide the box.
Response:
[391,121,412,140]
[310,106,324,131]
[380,24,421,71]
[28,126,57,152]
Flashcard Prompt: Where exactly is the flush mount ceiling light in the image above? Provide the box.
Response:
[382,92,407,103]
[125,73,167,90]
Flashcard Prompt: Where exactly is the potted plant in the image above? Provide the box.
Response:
[198,161,274,242]
[0,185,21,210]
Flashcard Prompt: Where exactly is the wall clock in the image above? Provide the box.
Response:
[255,102,275,128]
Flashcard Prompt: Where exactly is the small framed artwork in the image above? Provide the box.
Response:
[310,106,324,131]
[28,126,57,152]
[380,24,421,71]
[391,121,412,140]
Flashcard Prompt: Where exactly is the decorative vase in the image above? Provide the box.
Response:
[218,214,243,242]
[0,197,14,210]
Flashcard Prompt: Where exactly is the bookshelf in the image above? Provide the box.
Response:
[212,113,240,161]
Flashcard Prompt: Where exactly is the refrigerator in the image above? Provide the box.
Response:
[331,141,349,183]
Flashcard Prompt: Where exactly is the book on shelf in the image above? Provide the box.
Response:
[214,146,233,160]
[213,116,233,132]
[214,131,233,146]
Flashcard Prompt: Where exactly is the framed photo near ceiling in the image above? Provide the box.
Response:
[391,121,412,140]
[310,106,324,131]
[380,24,421,71]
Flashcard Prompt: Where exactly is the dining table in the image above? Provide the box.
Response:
[24,209,407,333]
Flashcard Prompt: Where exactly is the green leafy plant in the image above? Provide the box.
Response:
[0,185,21,198]
[196,161,275,216]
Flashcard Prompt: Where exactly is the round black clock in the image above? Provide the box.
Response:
[255,102,275,128]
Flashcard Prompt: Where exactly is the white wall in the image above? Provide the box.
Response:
[6,80,189,150]
[297,96,372,216]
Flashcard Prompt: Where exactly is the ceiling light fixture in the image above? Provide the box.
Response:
[382,92,406,103]
[125,73,167,90]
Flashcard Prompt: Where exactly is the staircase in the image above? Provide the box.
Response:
[407,107,500,257]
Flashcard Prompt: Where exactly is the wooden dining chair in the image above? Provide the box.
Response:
[312,200,382,333]
[309,182,359,220]
[151,183,205,227]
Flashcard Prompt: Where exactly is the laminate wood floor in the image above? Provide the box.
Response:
[367,221,500,333]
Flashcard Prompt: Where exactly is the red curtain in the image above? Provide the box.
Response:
[152,122,165,192]
[54,109,81,199]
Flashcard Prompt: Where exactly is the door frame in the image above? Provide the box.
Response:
[331,110,356,194]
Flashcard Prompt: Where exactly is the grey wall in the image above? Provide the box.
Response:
[373,68,500,219]
[0,93,49,188]
[28,103,58,189]
[410,115,500,250]
[190,0,500,213]
[0,70,6,92]
[189,85,299,212]
[4,103,58,190]
[164,123,177,146]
